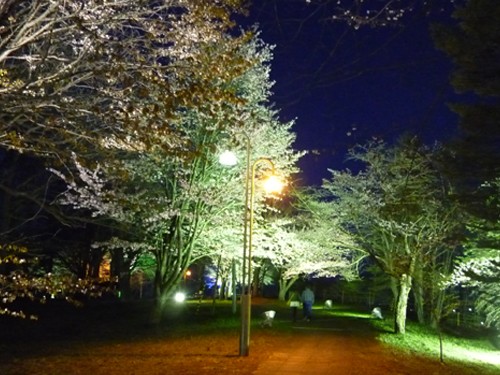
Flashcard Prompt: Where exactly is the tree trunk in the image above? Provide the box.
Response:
[111,249,132,300]
[430,272,451,329]
[389,276,398,311]
[278,280,287,301]
[412,284,425,324]
[278,276,299,301]
[251,267,260,296]
[231,258,237,314]
[212,254,222,313]
[430,248,455,329]
[151,253,182,324]
[395,273,412,334]
[411,255,426,324]
[151,290,169,325]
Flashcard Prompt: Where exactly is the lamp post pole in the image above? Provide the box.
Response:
[219,136,280,357]
[240,157,276,356]
[239,135,251,356]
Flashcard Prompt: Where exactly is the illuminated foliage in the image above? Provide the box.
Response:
[172,37,305,302]
[48,30,302,321]
[0,0,259,319]
[0,0,251,162]
[259,189,362,301]
[323,137,463,333]
[0,243,108,319]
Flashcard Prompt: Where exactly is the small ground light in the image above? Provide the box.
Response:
[174,292,186,303]
[261,310,276,327]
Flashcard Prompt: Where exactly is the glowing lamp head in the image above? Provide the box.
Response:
[219,150,238,166]
[263,175,284,194]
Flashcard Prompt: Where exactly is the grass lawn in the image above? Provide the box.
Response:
[372,316,500,372]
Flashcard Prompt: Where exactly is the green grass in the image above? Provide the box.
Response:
[371,318,500,374]
[318,305,373,319]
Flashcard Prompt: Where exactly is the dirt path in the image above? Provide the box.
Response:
[253,324,454,375]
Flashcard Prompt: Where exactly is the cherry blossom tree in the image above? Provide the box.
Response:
[254,189,362,301]
[0,0,262,319]
[323,137,463,333]
[48,30,303,321]
[0,0,251,161]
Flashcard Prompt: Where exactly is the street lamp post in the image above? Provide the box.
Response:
[240,136,251,357]
[219,141,283,357]
[241,157,280,356]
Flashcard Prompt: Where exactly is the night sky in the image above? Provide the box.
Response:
[245,0,462,185]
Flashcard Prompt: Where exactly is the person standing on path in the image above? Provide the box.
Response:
[300,285,315,321]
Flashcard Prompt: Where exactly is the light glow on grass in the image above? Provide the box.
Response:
[448,345,500,366]
[374,319,500,372]
[324,308,371,319]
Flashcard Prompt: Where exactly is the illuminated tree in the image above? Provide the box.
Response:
[323,137,462,333]
[49,31,302,320]
[257,188,362,301]
[0,0,256,318]
[182,35,305,301]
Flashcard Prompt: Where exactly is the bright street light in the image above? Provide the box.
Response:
[262,175,284,194]
[220,146,284,357]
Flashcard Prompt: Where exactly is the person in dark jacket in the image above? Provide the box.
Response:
[300,285,315,321]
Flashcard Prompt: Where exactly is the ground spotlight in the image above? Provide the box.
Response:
[174,292,186,303]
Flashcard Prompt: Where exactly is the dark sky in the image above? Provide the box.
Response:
[246,0,461,185]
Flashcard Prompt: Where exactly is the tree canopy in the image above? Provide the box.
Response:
[323,138,463,333]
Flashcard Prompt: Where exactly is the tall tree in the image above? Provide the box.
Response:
[0,0,257,318]
[0,0,252,265]
[323,137,462,333]
[50,33,302,320]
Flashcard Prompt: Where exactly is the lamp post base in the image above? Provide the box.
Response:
[239,294,251,356]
